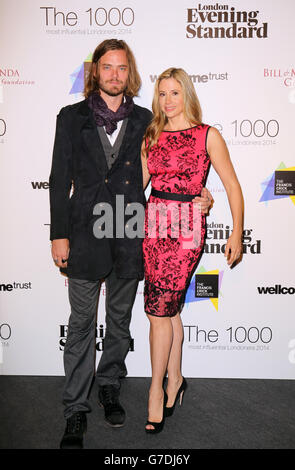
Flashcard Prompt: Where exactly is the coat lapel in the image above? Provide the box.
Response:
[77,100,108,175]
[109,108,142,174]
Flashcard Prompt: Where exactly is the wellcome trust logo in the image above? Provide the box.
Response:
[0,282,32,292]
[69,54,92,95]
[149,72,229,85]
[257,285,295,295]
[185,265,224,311]
[260,161,295,205]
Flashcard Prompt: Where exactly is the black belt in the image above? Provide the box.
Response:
[151,188,200,202]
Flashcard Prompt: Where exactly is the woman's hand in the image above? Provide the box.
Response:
[224,231,242,266]
[51,239,70,268]
[192,187,213,214]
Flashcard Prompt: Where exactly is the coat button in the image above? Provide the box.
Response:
[125,161,131,165]
[125,180,130,184]
[105,178,108,183]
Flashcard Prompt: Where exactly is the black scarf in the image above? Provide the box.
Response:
[87,92,134,135]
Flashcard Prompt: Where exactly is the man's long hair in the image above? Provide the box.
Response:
[84,39,141,98]
[144,68,202,152]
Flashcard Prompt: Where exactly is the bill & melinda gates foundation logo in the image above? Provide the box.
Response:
[186,3,268,39]
[0,68,35,86]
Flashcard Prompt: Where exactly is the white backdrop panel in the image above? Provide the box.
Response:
[0,0,294,378]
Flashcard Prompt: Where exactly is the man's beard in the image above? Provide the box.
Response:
[99,80,126,97]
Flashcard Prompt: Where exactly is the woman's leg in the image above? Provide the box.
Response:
[166,313,184,407]
[146,315,173,430]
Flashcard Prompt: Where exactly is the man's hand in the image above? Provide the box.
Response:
[192,187,213,214]
[51,239,70,268]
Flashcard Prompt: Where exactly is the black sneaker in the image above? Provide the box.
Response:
[98,385,125,427]
[60,411,87,449]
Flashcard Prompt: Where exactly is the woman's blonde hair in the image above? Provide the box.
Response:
[84,39,141,98]
[145,68,202,151]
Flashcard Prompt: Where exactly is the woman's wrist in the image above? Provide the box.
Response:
[231,228,243,238]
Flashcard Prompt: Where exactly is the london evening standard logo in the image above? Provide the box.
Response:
[59,322,135,352]
[205,222,261,255]
[259,161,295,206]
[186,3,268,39]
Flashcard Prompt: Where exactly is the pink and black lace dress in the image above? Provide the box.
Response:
[143,124,211,317]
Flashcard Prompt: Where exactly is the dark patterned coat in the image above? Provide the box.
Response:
[49,99,152,281]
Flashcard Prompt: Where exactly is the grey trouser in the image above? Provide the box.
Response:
[62,269,139,418]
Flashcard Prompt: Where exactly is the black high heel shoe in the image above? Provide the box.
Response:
[164,377,187,417]
[145,390,168,434]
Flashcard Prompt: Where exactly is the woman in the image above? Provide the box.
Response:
[141,68,244,433]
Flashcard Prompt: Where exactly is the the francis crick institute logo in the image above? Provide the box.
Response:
[69,54,92,95]
[260,161,295,206]
[185,265,223,311]
[186,3,268,39]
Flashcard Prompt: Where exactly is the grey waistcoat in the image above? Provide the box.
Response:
[97,119,128,170]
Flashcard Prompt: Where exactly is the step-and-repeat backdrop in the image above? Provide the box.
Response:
[1,0,294,379]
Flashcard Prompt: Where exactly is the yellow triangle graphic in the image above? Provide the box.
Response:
[211,297,218,311]
[276,166,295,171]
[200,269,219,276]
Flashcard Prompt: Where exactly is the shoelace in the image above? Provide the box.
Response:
[102,386,119,405]
[66,413,83,434]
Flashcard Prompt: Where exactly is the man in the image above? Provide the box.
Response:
[50,39,212,449]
